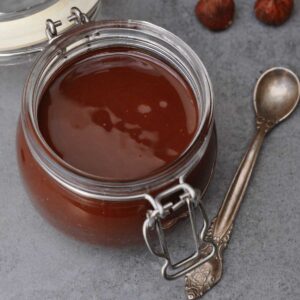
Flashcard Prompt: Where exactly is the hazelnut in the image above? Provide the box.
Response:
[195,0,235,31]
[254,0,294,26]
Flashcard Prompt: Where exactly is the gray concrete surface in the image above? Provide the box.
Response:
[0,1,300,299]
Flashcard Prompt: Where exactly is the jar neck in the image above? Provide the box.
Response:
[21,20,214,200]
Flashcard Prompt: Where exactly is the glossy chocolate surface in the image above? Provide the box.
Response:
[38,48,199,181]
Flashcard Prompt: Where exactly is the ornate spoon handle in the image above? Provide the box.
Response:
[185,122,269,299]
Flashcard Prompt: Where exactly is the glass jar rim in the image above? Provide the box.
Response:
[21,20,215,201]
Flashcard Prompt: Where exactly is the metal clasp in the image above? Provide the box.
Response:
[143,183,216,280]
[46,7,90,42]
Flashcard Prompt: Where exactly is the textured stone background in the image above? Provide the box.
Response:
[0,1,300,299]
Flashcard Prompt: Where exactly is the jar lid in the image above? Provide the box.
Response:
[0,0,100,59]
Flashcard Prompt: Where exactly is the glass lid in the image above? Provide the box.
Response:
[0,0,58,20]
[0,0,100,58]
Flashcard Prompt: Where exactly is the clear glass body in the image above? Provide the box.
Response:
[17,20,217,245]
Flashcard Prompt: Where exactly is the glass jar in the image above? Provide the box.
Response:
[17,16,217,279]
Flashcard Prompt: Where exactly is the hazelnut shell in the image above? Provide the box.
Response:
[195,0,235,31]
[255,0,294,26]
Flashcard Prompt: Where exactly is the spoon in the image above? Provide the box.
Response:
[185,67,300,299]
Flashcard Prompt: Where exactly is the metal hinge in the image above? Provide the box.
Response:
[46,7,90,42]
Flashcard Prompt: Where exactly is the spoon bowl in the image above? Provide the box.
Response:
[254,67,300,125]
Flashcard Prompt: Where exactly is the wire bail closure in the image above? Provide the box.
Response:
[143,183,216,280]
[46,7,90,42]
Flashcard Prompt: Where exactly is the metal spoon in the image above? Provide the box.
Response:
[185,67,300,299]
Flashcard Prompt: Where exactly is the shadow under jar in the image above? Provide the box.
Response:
[17,20,217,279]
